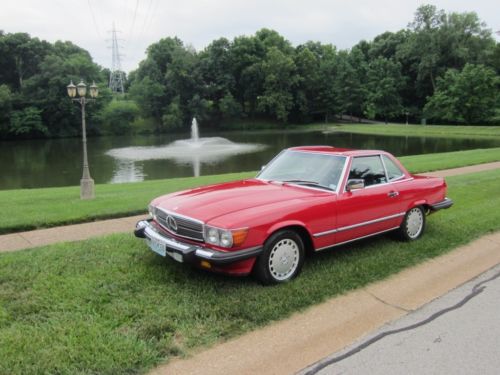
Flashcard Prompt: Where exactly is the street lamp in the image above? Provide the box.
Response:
[67,79,99,199]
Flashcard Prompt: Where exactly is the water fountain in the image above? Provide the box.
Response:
[106,118,265,181]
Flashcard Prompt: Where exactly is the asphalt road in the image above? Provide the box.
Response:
[300,263,500,375]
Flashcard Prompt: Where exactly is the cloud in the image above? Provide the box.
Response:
[1,0,498,73]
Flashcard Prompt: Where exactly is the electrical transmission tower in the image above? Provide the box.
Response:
[108,23,125,94]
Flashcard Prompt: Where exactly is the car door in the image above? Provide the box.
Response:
[335,155,404,245]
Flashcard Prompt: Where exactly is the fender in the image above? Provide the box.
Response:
[407,199,427,212]
[266,220,311,238]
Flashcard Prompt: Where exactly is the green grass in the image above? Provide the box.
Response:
[399,148,500,173]
[328,123,500,139]
[0,172,254,234]
[1,148,499,235]
[1,168,499,374]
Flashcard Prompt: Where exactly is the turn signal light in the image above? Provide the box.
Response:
[200,260,211,269]
[232,228,248,247]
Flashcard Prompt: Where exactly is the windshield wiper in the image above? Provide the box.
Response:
[282,180,333,191]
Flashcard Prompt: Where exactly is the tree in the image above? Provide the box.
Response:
[258,47,298,122]
[9,107,47,136]
[100,99,139,135]
[424,64,499,124]
[0,84,12,135]
[364,57,404,122]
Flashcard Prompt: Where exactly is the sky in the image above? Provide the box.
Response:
[1,0,499,73]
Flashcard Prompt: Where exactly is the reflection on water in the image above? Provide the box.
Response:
[109,160,145,183]
[1,129,500,189]
[106,137,265,180]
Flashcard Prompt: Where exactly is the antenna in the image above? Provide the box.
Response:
[108,23,125,94]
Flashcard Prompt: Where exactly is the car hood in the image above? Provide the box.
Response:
[152,179,329,225]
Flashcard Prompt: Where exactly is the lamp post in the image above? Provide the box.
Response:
[67,80,99,199]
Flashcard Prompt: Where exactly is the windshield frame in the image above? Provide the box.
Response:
[256,150,348,194]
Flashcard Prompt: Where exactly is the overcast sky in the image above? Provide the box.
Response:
[1,0,499,72]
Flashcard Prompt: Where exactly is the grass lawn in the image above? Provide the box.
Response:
[1,147,500,235]
[327,123,500,139]
[1,168,500,374]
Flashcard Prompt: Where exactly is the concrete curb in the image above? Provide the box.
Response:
[151,231,500,375]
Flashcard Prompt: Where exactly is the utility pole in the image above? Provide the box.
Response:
[108,23,125,94]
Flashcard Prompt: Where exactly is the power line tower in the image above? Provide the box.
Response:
[108,23,125,94]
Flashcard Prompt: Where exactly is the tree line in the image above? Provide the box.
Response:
[1,4,499,139]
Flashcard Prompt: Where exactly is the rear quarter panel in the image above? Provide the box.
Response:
[399,175,447,211]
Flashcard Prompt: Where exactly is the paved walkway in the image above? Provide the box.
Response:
[0,215,146,253]
[0,161,499,253]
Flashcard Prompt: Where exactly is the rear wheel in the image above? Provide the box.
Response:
[254,230,305,285]
[398,206,426,241]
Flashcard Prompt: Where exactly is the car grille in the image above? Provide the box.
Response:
[156,209,204,242]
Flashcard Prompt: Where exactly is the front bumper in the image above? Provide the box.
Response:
[430,197,454,211]
[134,220,262,266]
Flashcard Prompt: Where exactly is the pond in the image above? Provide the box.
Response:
[1,128,499,190]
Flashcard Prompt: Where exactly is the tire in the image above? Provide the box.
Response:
[254,230,305,285]
[398,206,426,241]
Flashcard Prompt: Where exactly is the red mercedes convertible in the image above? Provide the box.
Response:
[135,146,452,284]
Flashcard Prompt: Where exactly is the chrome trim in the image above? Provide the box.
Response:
[156,207,204,225]
[381,154,405,182]
[195,249,214,259]
[313,228,338,237]
[336,156,350,194]
[380,154,389,182]
[144,225,191,251]
[316,226,401,251]
[285,183,337,194]
[313,212,405,238]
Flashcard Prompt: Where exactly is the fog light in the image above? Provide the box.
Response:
[200,260,211,269]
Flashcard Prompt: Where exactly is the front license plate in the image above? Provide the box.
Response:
[147,238,166,257]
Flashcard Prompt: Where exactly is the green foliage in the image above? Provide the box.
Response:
[424,64,499,124]
[2,5,500,140]
[9,107,47,136]
[219,92,242,119]
[0,84,12,134]
[100,99,139,135]
[0,32,108,139]
[161,96,184,131]
[364,57,404,122]
[258,47,298,122]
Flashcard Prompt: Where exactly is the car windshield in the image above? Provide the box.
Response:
[258,150,346,191]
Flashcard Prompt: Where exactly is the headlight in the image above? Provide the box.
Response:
[204,226,248,248]
[220,230,233,247]
[206,227,219,245]
[148,204,156,218]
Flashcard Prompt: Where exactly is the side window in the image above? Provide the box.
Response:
[348,156,387,187]
[382,155,404,181]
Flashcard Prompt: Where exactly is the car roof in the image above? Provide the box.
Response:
[288,146,390,157]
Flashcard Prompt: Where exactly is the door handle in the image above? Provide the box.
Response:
[388,191,399,198]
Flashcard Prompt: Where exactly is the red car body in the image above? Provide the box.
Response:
[135,146,452,283]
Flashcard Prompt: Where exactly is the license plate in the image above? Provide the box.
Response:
[147,238,166,257]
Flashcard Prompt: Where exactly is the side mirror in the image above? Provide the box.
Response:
[346,179,365,191]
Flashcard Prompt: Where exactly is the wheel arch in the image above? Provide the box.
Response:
[266,222,314,255]
[407,200,431,214]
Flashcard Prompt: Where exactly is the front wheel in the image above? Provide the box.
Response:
[397,206,426,241]
[254,230,305,285]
